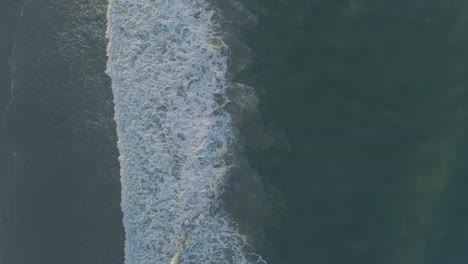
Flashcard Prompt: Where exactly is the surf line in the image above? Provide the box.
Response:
[106,0,265,263]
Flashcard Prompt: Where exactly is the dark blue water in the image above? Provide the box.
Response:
[1,1,123,263]
[1,2,23,263]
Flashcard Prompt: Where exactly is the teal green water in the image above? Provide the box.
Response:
[236,1,468,263]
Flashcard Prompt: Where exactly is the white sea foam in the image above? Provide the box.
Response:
[106,0,265,263]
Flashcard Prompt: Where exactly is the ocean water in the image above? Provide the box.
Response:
[0,2,23,264]
[106,1,265,263]
[236,1,468,264]
[3,0,123,263]
[3,0,468,264]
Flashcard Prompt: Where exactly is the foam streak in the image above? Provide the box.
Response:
[3,0,30,129]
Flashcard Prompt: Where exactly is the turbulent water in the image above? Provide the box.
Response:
[106,0,264,263]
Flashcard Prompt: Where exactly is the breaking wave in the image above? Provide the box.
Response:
[105,0,265,263]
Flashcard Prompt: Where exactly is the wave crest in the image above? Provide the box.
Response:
[106,0,265,263]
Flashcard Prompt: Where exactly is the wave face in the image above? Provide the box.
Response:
[106,0,265,263]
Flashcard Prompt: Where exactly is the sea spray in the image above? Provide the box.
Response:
[106,0,265,263]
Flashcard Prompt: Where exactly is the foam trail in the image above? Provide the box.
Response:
[106,0,265,263]
[3,0,30,129]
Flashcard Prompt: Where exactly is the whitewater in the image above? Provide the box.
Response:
[105,0,265,263]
